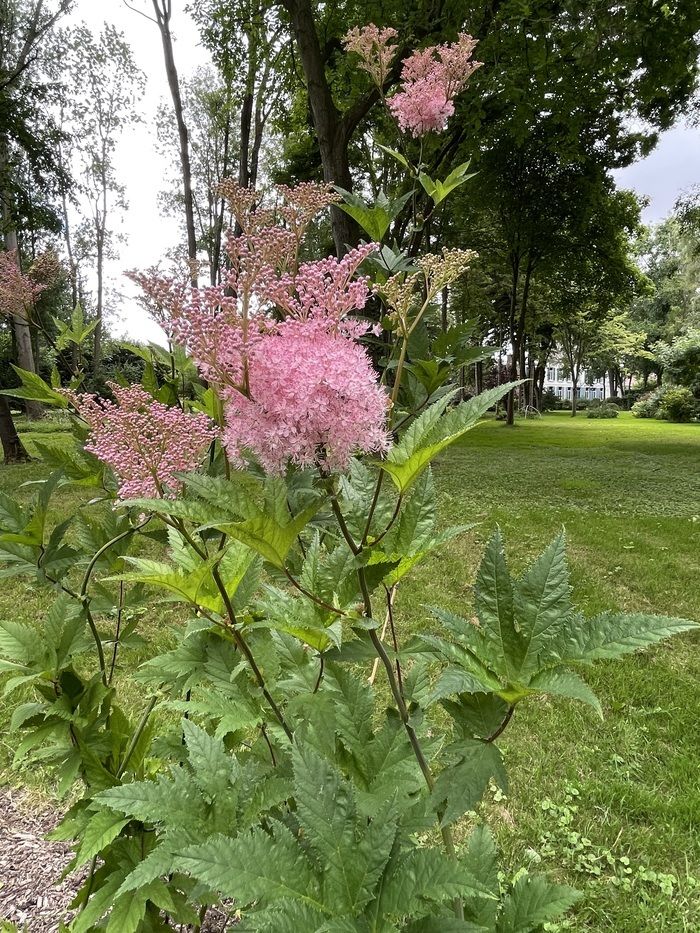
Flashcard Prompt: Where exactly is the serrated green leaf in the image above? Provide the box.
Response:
[377,847,494,918]
[474,529,521,679]
[513,531,571,675]
[560,612,700,662]
[496,874,581,933]
[432,740,507,826]
[376,143,409,168]
[181,718,238,799]
[0,366,68,407]
[527,667,602,718]
[213,499,321,569]
[105,891,147,933]
[178,824,321,909]
[381,384,521,493]
[74,810,130,867]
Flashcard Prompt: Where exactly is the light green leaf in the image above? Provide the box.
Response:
[376,143,409,168]
[419,162,477,206]
[0,366,68,407]
[74,810,130,867]
[212,499,321,569]
[381,383,521,493]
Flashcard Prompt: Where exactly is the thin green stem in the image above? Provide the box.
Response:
[117,695,158,778]
[210,562,293,741]
[79,519,150,687]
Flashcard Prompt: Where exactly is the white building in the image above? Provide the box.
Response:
[543,362,612,401]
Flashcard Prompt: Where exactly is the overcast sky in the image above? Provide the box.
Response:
[69,0,700,344]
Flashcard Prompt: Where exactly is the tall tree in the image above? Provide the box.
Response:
[156,67,237,283]
[63,23,143,373]
[125,0,198,280]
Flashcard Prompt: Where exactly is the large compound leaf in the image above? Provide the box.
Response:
[178,823,321,909]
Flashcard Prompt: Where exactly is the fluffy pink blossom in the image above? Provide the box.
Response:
[388,34,482,136]
[343,24,398,87]
[130,182,390,474]
[223,318,390,474]
[67,382,218,500]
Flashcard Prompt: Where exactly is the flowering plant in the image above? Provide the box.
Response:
[0,26,696,933]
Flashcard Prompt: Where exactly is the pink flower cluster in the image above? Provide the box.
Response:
[131,182,390,475]
[224,319,389,473]
[0,249,47,320]
[390,34,481,137]
[68,383,217,500]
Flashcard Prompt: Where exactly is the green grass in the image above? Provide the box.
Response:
[1,411,698,929]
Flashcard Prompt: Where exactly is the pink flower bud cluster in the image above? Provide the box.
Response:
[131,182,390,475]
[343,24,398,87]
[67,383,217,500]
[0,250,48,320]
[387,34,482,137]
[260,243,377,339]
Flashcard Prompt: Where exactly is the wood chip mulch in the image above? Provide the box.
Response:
[0,787,234,932]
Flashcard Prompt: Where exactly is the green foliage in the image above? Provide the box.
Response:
[657,385,697,422]
[0,366,68,408]
[586,402,619,419]
[336,187,414,242]
[419,163,477,207]
[0,401,696,931]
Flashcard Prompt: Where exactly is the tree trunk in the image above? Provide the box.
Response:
[441,286,448,332]
[505,260,520,426]
[571,382,578,416]
[0,396,30,463]
[281,0,358,255]
[152,1,198,283]
[475,359,484,394]
[3,238,42,421]
[94,230,104,373]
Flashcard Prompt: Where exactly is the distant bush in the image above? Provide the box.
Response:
[631,390,662,419]
[540,388,562,411]
[587,402,619,419]
[658,386,697,423]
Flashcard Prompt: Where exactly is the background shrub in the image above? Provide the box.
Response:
[587,402,619,418]
[658,386,697,422]
[632,390,662,419]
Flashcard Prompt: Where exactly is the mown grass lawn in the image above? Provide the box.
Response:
[1,411,698,931]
